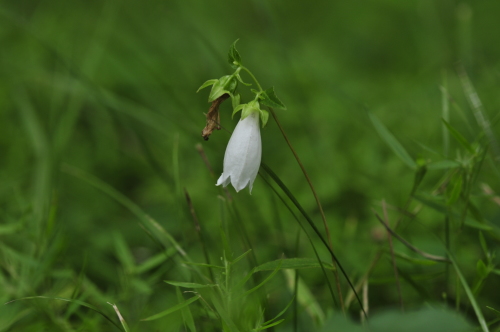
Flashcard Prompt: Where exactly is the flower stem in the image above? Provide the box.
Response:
[241,65,346,313]
[268,107,345,313]
[241,66,263,91]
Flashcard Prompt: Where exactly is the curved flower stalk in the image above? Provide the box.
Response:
[216,111,262,193]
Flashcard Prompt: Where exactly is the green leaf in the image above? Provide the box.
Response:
[164,281,215,289]
[479,232,488,257]
[446,175,463,205]
[176,287,196,332]
[476,259,488,279]
[235,72,251,86]
[441,119,476,154]
[197,79,218,93]
[210,295,241,332]
[260,296,295,327]
[410,164,427,195]
[182,262,224,269]
[208,75,237,102]
[141,295,200,321]
[426,160,461,170]
[413,195,493,231]
[260,110,269,127]
[108,303,130,332]
[241,100,260,119]
[254,258,334,272]
[486,306,500,318]
[135,248,177,274]
[232,93,240,111]
[283,269,325,325]
[231,249,252,266]
[391,250,438,266]
[242,259,283,297]
[228,39,242,68]
[6,296,124,332]
[259,87,286,110]
[232,103,245,118]
[369,112,417,169]
[114,233,135,273]
[254,319,285,331]
[447,252,490,332]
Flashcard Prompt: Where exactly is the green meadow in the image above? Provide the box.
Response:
[1,0,500,331]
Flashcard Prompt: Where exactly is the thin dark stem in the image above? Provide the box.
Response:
[267,107,344,313]
[373,212,449,262]
[261,164,365,318]
[259,173,338,308]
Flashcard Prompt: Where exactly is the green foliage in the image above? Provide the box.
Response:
[2,0,500,331]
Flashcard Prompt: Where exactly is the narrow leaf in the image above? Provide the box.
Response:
[209,76,237,102]
[261,296,295,326]
[476,260,488,279]
[183,262,224,269]
[255,258,334,272]
[369,112,417,169]
[448,252,489,332]
[447,175,463,205]
[141,295,200,321]
[254,319,285,331]
[6,296,124,332]
[259,87,286,110]
[243,259,283,297]
[442,119,475,154]
[197,79,218,93]
[176,287,196,332]
[413,195,493,231]
[228,39,242,67]
[426,160,461,170]
[108,303,130,332]
[232,249,253,266]
[164,281,214,289]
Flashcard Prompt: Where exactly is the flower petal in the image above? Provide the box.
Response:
[216,112,261,193]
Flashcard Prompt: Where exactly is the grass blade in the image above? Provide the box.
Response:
[5,296,124,331]
[447,251,489,332]
[141,295,200,321]
[255,258,334,272]
[261,163,366,317]
[107,303,130,332]
[369,112,417,169]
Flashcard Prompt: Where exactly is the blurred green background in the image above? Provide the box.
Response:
[1,0,500,331]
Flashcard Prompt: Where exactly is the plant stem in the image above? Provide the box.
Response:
[242,65,345,313]
[267,107,345,313]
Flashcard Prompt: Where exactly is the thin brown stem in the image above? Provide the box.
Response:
[268,107,344,313]
[374,211,449,262]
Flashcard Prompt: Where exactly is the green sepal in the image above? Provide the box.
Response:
[260,109,269,128]
[236,72,251,86]
[197,79,218,93]
[232,94,241,111]
[232,103,245,118]
[208,75,238,102]
[259,87,287,110]
[228,39,242,69]
[239,100,260,120]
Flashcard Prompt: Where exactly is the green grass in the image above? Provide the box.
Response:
[1,0,500,331]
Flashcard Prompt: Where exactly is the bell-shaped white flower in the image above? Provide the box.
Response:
[216,111,262,193]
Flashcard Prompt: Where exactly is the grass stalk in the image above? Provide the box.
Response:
[267,107,345,313]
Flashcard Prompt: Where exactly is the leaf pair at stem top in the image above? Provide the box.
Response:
[197,39,286,128]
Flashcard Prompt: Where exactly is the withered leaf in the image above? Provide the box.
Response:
[202,93,230,140]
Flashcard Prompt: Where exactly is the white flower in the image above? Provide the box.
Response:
[216,111,262,193]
